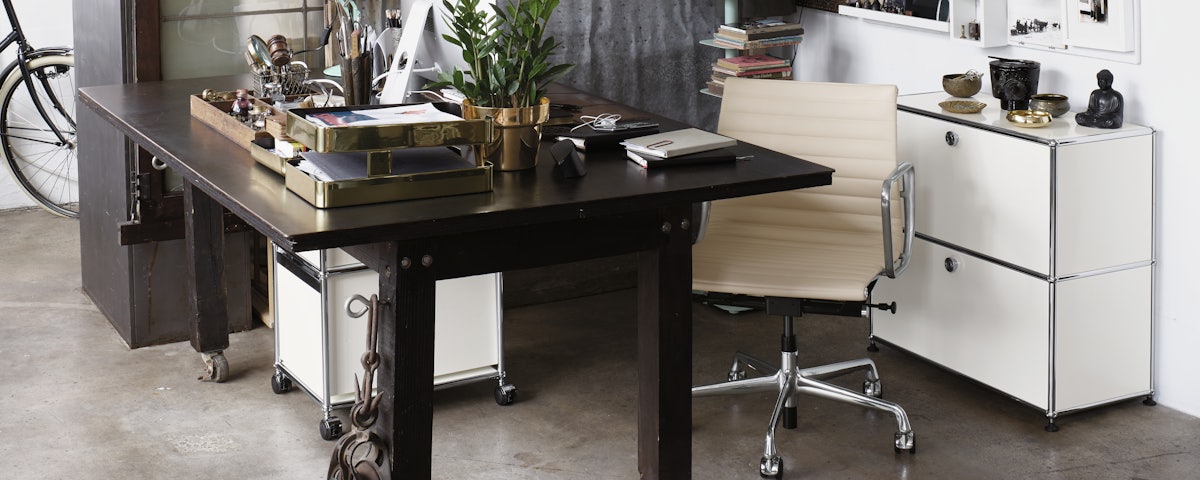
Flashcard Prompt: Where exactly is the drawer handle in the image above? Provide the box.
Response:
[945,131,959,146]
[944,257,960,272]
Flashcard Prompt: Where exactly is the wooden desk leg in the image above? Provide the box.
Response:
[637,205,693,480]
[183,182,231,382]
[373,240,436,479]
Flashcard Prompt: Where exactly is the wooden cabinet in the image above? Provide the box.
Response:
[872,92,1155,428]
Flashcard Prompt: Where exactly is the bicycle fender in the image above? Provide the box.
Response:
[0,47,73,85]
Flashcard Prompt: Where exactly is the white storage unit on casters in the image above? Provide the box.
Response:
[872,92,1155,432]
[272,246,513,440]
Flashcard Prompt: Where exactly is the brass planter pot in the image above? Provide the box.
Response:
[461,97,551,171]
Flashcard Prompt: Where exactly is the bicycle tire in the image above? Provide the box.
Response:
[0,54,77,218]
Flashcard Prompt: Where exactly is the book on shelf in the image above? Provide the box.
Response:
[626,148,738,169]
[621,128,737,159]
[710,64,793,78]
[704,81,724,96]
[717,21,804,40]
[715,54,791,72]
[711,33,803,50]
[719,18,804,34]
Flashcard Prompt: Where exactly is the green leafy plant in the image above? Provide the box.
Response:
[428,0,575,108]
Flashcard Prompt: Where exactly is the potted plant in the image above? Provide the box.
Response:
[429,0,575,170]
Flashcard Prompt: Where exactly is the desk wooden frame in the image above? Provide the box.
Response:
[79,77,833,479]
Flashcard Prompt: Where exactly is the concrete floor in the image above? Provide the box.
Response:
[2,207,1199,480]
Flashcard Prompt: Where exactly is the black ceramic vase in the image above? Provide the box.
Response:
[989,58,1041,111]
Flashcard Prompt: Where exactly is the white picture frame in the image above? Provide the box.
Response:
[1065,0,1136,52]
[1007,0,1068,50]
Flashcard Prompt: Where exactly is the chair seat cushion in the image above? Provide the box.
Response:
[692,220,884,302]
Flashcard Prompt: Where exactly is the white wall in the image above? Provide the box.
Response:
[0,0,74,209]
[793,3,1199,418]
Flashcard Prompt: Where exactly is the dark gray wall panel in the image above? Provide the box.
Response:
[547,0,722,130]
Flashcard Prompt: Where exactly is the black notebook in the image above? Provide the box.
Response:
[551,124,660,151]
[626,148,738,169]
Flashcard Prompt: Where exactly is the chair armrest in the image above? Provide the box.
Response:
[881,162,915,278]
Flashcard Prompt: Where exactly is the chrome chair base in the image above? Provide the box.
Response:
[693,316,915,478]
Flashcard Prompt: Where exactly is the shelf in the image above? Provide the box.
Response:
[837,5,950,33]
[700,88,722,98]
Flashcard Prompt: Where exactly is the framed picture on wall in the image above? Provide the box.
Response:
[1066,0,1136,52]
[1007,0,1067,50]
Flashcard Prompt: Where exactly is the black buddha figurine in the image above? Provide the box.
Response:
[1076,69,1123,129]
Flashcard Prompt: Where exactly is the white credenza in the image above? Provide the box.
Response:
[872,92,1155,430]
[272,246,513,440]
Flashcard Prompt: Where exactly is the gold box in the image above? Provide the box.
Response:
[281,103,497,208]
[285,104,494,153]
[282,148,493,208]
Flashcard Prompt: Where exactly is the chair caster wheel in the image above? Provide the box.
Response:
[759,455,782,478]
[863,379,883,398]
[271,371,292,394]
[494,383,517,406]
[200,352,228,383]
[320,417,343,441]
[894,431,915,454]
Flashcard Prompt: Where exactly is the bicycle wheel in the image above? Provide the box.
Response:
[0,54,78,218]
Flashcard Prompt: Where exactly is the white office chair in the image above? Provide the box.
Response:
[691,78,916,478]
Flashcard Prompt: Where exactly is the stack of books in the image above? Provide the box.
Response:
[711,18,804,50]
[707,54,793,96]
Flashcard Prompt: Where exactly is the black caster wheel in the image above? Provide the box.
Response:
[494,384,517,406]
[759,455,782,479]
[320,417,343,441]
[271,372,292,394]
[201,352,229,383]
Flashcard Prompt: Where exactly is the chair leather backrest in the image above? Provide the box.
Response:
[714,78,902,257]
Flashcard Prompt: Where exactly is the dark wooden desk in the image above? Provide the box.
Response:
[78,76,833,479]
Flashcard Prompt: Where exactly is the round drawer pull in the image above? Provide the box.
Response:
[945,131,959,146]
[944,257,960,272]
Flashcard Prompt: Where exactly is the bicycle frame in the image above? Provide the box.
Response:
[0,0,73,146]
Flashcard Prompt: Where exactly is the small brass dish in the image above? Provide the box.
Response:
[939,100,986,114]
[1028,93,1070,117]
[1006,109,1052,128]
[942,72,982,98]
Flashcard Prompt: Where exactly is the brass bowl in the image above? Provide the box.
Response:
[1028,93,1070,117]
[943,73,982,98]
[939,100,986,114]
[1006,109,1052,128]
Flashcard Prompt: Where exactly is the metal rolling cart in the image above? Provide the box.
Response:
[268,100,513,440]
[271,247,514,440]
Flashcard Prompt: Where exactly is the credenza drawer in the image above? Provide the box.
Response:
[900,112,1050,273]
[873,238,1050,408]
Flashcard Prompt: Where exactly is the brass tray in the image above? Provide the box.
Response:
[283,147,493,208]
[285,103,495,153]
